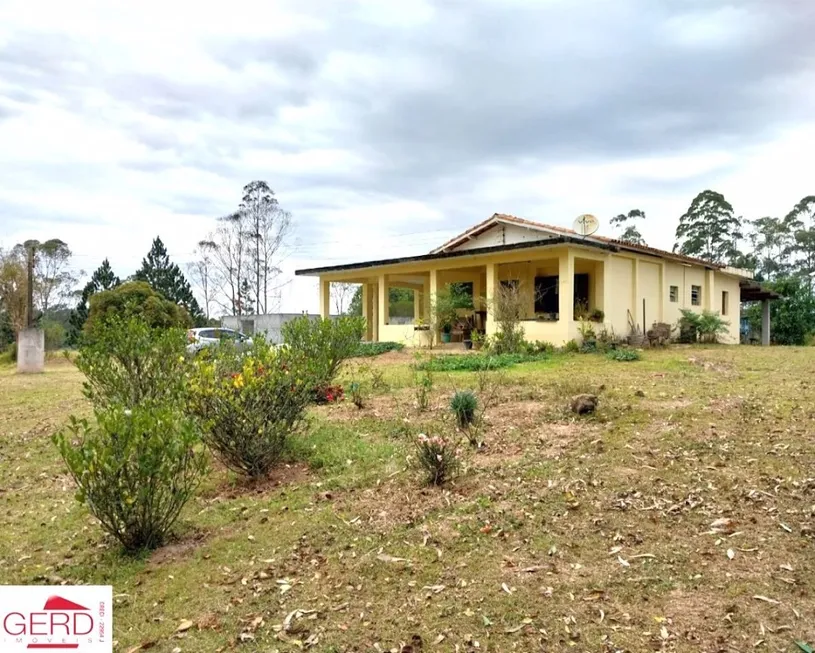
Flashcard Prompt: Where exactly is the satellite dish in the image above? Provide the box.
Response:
[573,214,600,237]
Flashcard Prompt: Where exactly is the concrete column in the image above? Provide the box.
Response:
[485,262,498,336]
[658,262,665,322]
[319,278,330,319]
[602,255,613,323]
[413,286,422,322]
[761,299,770,346]
[16,328,45,374]
[372,283,379,342]
[378,273,388,333]
[361,283,371,340]
[631,257,640,325]
[558,251,574,323]
[429,269,438,343]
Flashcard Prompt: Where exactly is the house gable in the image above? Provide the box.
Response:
[451,222,558,252]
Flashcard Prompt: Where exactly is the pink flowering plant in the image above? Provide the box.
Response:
[414,433,460,486]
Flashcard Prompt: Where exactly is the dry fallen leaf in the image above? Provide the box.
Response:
[727,548,735,560]
[710,518,736,534]
[618,556,630,568]
[176,620,194,633]
[376,553,409,564]
[753,595,781,605]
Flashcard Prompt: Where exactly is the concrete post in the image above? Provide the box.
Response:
[602,254,613,325]
[319,278,330,319]
[485,262,498,336]
[631,257,640,326]
[371,283,379,342]
[361,283,371,340]
[17,328,45,374]
[429,269,438,344]
[706,269,716,312]
[558,251,574,323]
[378,273,388,333]
[761,299,770,346]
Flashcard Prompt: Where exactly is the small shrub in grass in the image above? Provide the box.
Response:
[188,337,316,479]
[607,348,641,362]
[415,433,460,486]
[353,341,404,357]
[348,381,364,409]
[54,406,207,552]
[450,390,478,428]
[563,339,580,354]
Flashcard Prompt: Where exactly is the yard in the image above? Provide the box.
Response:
[1,346,814,652]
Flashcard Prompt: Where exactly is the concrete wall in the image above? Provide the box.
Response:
[608,255,634,336]
[221,313,320,344]
[17,328,44,373]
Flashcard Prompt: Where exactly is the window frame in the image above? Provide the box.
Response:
[669,285,679,303]
[721,290,729,316]
[691,285,702,307]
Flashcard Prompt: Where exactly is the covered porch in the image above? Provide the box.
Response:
[308,244,614,347]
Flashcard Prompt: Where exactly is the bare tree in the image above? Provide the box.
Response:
[187,240,221,320]
[331,282,358,315]
[241,181,291,314]
[208,212,247,315]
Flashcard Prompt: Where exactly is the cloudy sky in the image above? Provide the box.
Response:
[2,0,814,313]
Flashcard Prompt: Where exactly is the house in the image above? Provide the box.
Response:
[295,213,768,346]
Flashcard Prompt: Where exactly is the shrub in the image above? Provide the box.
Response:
[348,381,364,409]
[524,340,555,355]
[85,281,191,336]
[451,390,478,428]
[314,384,344,404]
[188,337,316,478]
[607,348,641,362]
[353,341,404,357]
[54,406,207,551]
[563,339,580,353]
[53,316,204,551]
[678,309,729,343]
[43,319,66,351]
[413,364,434,412]
[589,308,605,322]
[488,282,529,354]
[282,316,365,391]
[76,317,190,409]
[414,433,459,486]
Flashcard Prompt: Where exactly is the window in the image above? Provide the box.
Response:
[573,273,590,314]
[534,275,559,313]
[669,285,679,303]
[721,291,729,315]
[691,285,701,306]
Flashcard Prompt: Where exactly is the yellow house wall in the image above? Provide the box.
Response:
[314,244,746,346]
[608,255,634,336]
[637,260,661,331]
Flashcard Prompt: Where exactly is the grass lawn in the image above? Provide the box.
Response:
[1,346,814,652]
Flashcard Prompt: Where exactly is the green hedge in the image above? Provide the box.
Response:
[417,352,547,372]
[352,342,405,357]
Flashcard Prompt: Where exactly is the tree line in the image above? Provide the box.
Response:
[0,181,292,355]
[610,190,815,344]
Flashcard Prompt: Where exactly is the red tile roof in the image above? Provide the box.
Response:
[432,212,726,269]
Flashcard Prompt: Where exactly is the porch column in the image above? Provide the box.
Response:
[558,251,574,322]
[429,269,438,343]
[372,282,379,341]
[378,274,388,333]
[319,278,330,319]
[413,286,422,322]
[362,283,372,340]
[631,257,640,326]
[485,262,498,336]
[761,299,770,346]
[602,254,613,323]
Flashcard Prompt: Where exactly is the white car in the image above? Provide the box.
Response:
[186,328,253,355]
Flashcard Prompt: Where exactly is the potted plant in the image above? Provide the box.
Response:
[471,330,484,351]
[440,322,453,343]
[414,317,433,348]
[414,317,430,331]
[589,308,605,322]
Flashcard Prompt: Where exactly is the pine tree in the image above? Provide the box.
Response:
[134,237,205,324]
[67,259,120,344]
[674,190,742,264]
